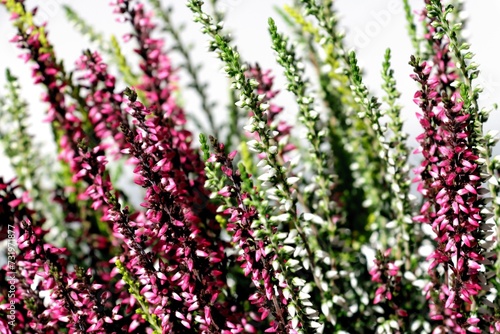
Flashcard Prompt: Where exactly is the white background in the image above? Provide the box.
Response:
[0,0,499,179]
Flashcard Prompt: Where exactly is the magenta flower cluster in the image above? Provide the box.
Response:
[410,4,492,332]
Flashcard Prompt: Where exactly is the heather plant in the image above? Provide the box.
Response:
[0,0,500,333]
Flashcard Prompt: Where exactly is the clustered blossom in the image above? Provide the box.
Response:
[113,0,209,213]
[75,138,245,333]
[74,144,159,332]
[0,178,35,333]
[75,51,130,158]
[0,178,122,333]
[6,4,88,175]
[113,0,184,120]
[244,65,295,159]
[369,249,407,318]
[5,2,125,191]
[4,3,133,273]
[113,94,248,332]
[411,31,487,333]
[207,137,289,333]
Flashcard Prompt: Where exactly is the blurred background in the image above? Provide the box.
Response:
[0,0,499,178]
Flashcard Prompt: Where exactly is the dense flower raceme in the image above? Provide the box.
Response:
[244,65,296,159]
[112,0,185,120]
[411,51,489,331]
[0,178,124,333]
[411,4,495,333]
[3,2,134,265]
[368,249,407,319]
[5,3,88,174]
[112,0,212,217]
[113,93,250,332]
[204,136,290,333]
[5,2,125,204]
[75,51,130,158]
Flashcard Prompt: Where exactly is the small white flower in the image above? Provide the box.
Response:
[259,103,270,111]
[283,288,292,300]
[299,291,311,300]
[257,159,267,168]
[305,307,317,316]
[243,124,255,132]
[270,213,290,222]
[303,213,324,225]
[288,304,296,317]
[333,295,346,306]
[272,260,279,271]
[247,140,259,151]
[292,277,306,286]
[258,172,272,182]
[249,78,259,87]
